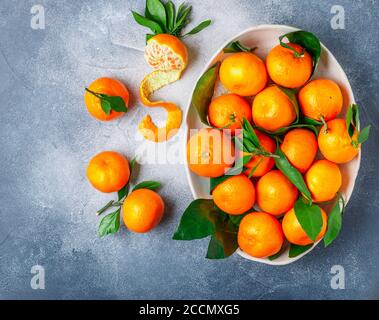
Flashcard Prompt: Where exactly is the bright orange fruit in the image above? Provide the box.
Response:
[212,175,255,215]
[187,128,235,178]
[318,118,359,164]
[282,207,327,246]
[86,151,130,193]
[299,79,343,122]
[252,86,297,132]
[238,212,284,258]
[266,43,312,88]
[208,94,252,134]
[122,189,164,233]
[256,170,299,216]
[281,128,318,173]
[84,77,129,121]
[220,52,267,96]
[305,159,342,203]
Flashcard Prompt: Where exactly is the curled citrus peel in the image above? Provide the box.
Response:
[139,34,188,142]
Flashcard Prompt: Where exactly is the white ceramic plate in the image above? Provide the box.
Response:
[184,24,361,265]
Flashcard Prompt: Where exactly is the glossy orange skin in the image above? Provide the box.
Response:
[243,131,276,177]
[283,207,327,246]
[256,170,299,216]
[252,86,297,132]
[238,212,284,258]
[84,77,129,121]
[147,33,188,69]
[187,128,235,178]
[299,79,343,122]
[208,94,252,134]
[318,118,359,164]
[266,43,313,88]
[305,160,342,203]
[122,189,164,233]
[86,151,130,193]
[220,52,268,96]
[281,129,318,173]
[212,175,255,215]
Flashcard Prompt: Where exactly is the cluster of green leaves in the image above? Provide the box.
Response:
[279,30,321,76]
[96,159,162,237]
[346,104,371,147]
[85,88,128,115]
[132,0,211,42]
[173,199,250,259]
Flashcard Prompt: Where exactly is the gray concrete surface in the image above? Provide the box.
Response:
[0,0,378,299]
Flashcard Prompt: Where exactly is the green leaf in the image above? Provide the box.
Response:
[358,125,371,144]
[146,34,155,42]
[248,157,264,178]
[146,0,167,31]
[98,209,120,237]
[223,41,256,53]
[118,184,129,201]
[100,99,112,115]
[289,244,313,258]
[229,212,249,227]
[279,30,321,76]
[274,147,312,201]
[324,196,344,247]
[302,117,323,126]
[191,62,220,125]
[257,123,319,137]
[277,86,299,122]
[176,2,188,22]
[184,20,211,36]
[173,5,191,34]
[131,11,163,34]
[294,197,323,241]
[346,104,359,138]
[268,246,285,261]
[173,199,222,240]
[105,96,128,113]
[165,1,175,31]
[243,118,261,148]
[132,180,161,192]
[206,222,238,259]
[172,199,239,259]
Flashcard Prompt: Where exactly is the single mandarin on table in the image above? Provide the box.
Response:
[86,151,130,193]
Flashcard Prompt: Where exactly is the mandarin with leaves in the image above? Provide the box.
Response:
[86,151,130,193]
[282,207,327,246]
[208,94,252,134]
[252,86,297,132]
[220,52,267,96]
[280,128,318,173]
[243,131,276,177]
[84,77,129,121]
[256,170,299,216]
[187,128,235,178]
[238,212,284,258]
[305,160,342,203]
[318,118,359,164]
[266,43,313,88]
[212,175,255,215]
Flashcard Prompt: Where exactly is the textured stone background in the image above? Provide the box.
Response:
[0,0,378,299]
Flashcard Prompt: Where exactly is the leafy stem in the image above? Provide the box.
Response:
[85,88,127,115]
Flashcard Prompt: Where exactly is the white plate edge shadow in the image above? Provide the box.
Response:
[183,24,361,265]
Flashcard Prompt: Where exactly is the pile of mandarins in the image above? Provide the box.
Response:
[186,39,364,259]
